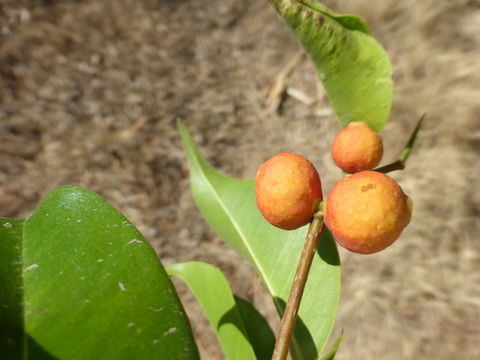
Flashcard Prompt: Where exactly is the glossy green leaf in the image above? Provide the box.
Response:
[179,121,341,360]
[0,186,199,360]
[0,218,25,360]
[167,261,275,360]
[269,0,393,132]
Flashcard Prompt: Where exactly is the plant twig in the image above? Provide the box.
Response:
[272,210,324,360]
[374,160,405,174]
[398,112,426,163]
[373,113,426,174]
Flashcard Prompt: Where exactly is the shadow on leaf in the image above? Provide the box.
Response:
[217,296,275,360]
[316,228,340,266]
[274,297,317,359]
[28,336,58,360]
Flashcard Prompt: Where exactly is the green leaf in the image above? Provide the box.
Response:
[178,121,341,360]
[373,113,426,174]
[318,332,343,360]
[167,261,275,360]
[0,186,199,360]
[269,0,393,132]
[398,113,426,163]
[233,296,276,359]
[0,218,25,359]
[296,0,369,34]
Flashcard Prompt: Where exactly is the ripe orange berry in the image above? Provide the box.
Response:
[325,171,412,254]
[255,152,322,230]
[331,122,383,173]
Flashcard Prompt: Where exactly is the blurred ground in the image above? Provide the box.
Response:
[1,0,479,359]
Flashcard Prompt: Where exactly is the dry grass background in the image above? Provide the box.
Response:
[1,0,479,359]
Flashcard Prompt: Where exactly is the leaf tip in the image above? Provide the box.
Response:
[176,118,185,131]
[176,118,193,151]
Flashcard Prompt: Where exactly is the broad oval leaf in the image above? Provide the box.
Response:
[0,186,199,360]
[167,261,275,360]
[179,121,341,360]
[269,0,393,132]
[0,218,25,359]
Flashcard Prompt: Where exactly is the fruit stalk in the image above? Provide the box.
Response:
[373,113,426,174]
[272,209,324,360]
[373,159,405,174]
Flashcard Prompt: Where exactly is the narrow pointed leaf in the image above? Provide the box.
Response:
[398,113,426,163]
[179,121,341,360]
[319,332,343,360]
[374,113,426,174]
[0,186,199,359]
[167,261,275,360]
[269,0,393,132]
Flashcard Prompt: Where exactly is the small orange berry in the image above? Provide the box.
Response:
[325,170,412,254]
[255,152,322,230]
[331,122,383,173]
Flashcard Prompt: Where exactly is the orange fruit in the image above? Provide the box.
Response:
[325,170,412,254]
[256,152,322,230]
[331,122,383,173]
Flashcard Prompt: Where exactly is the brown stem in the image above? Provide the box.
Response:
[373,160,405,174]
[272,210,324,360]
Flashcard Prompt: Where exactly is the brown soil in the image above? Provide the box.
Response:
[1,0,479,359]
